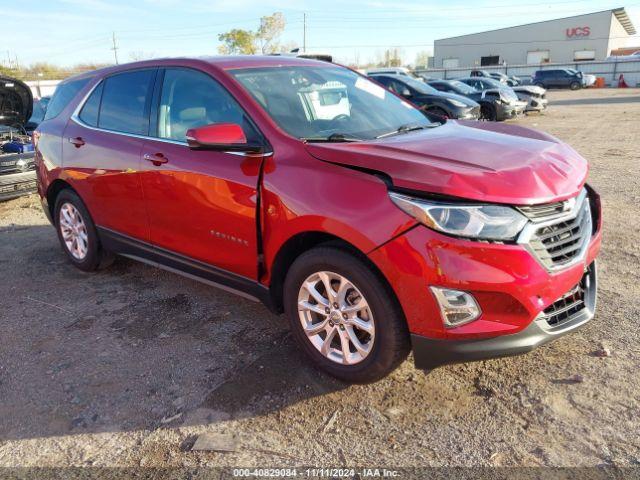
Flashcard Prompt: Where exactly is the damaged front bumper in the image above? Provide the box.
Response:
[411,263,597,369]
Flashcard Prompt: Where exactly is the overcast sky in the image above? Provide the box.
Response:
[3,0,639,68]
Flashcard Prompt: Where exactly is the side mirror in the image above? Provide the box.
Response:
[185,123,263,153]
[401,88,412,98]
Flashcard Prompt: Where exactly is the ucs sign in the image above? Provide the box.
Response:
[566,26,591,38]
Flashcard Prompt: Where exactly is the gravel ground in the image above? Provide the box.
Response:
[0,88,639,471]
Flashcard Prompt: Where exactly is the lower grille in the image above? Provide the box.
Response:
[0,179,36,195]
[540,264,595,328]
[0,170,37,197]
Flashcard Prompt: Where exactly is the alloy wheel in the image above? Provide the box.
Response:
[297,271,375,365]
[59,202,89,260]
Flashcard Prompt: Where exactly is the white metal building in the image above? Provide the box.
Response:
[434,8,637,68]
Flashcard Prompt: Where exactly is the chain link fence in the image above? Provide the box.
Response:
[416,59,640,86]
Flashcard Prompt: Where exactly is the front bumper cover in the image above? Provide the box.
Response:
[524,97,548,112]
[0,169,37,201]
[412,262,597,369]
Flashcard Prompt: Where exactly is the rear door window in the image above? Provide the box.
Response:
[43,77,90,121]
[98,69,155,135]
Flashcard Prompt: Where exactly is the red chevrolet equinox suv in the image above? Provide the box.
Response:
[35,57,602,383]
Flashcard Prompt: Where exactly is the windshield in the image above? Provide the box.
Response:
[480,77,505,89]
[230,66,432,140]
[448,80,478,94]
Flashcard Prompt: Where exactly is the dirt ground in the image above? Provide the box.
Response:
[0,88,639,471]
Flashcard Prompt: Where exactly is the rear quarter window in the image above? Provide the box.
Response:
[43,77,91,121]
[79,82,103,127]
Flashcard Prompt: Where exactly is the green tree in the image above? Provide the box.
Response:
[217,12,286,55]
[218,29,257,55]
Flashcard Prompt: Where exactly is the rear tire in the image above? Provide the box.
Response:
[283,247,410,383]
[54,189,114,272]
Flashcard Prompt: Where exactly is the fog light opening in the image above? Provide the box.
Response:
[430,287,481,328]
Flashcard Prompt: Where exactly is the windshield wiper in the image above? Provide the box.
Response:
[375,122,440,139]
[302,132,363,143]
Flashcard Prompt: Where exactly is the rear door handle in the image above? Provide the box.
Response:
[68,137,85,148]
[143,152,169,166]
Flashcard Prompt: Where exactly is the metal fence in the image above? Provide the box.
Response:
[416,59,640,86]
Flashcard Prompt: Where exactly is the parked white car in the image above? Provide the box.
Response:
[366,67,421,79]
[566,69,596,87]
[512,85,548,112]
[606,51,640,62]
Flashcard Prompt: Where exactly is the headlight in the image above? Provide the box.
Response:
[389,192,528,241]
[447,99,467,108]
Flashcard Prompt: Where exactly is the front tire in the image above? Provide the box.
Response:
[570,81,581,90]
[54,189,113,272]
[427,107,449,119]
[480,103,497,121]
[284,247,410,383]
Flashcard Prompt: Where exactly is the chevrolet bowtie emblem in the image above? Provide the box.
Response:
[563,197,576,212]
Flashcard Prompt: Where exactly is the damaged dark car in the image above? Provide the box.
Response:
[0,75,37,201]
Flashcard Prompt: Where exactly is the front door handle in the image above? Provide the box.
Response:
[143,152,169,166]
[68,137,85,148]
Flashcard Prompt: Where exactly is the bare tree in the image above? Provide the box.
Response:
[257,12,286,54]
[129,51,156,62]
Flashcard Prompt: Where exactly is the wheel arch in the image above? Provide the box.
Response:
[267,231,404,319]
[46,179,78,223]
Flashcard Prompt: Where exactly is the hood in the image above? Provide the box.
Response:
[497,88,519,103]
[305,121,588,205]
[0,76,33,127]
[479,87,518,104]
[424,91,478,107]
[513,85,545,95]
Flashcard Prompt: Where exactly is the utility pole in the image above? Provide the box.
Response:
[303,13,307,53]
[111,32,119,65]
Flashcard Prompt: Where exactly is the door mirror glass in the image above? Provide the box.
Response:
[186,123,262,152]
[401,87,412,98]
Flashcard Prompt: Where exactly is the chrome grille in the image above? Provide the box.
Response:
[518,189,593,271]
[518,200,566,221]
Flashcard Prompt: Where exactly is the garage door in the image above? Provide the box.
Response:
[527,51,550,64]
[442,58,459,68]
[574,50,596,61]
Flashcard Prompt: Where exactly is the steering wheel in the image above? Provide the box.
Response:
[332,114,350,122]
